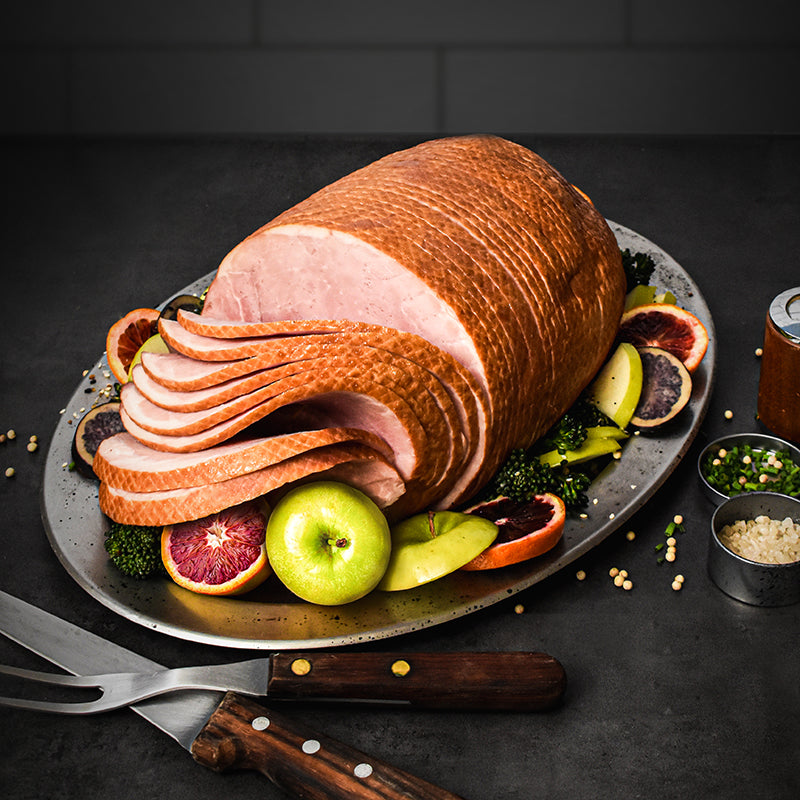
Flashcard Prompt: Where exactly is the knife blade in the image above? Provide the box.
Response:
[0,589,467,799]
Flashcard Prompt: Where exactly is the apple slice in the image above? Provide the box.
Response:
[538,436,623,467]
[128,333,169,379]
[378,511,498,592]
[624,284,657,310]
[586,342,643,429]
[584,425,629,441]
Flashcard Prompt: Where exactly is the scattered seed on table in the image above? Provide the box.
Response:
[5,467,15,478]
[755,347,763,357]
[724,409,734,420]
[613,574,625,587]
[666,537,677,547]
[576,570,586,581]
[673,514,684,526]
[6,429,16,440]
[674,574,685,584]
[622,579,633,591]
[514,604,525,615]
[626,530,636,541]
[26,442,37,453]
[665,550,676,562]
[671,580,683,591]
[609,567,619,577]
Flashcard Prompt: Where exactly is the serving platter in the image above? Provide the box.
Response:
[40,222,715,649]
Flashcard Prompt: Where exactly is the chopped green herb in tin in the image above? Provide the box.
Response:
[701,445,800,498]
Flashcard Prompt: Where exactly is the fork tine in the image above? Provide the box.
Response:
[0,695,107,714]
[0,664,117,715]
[0,664,103,689]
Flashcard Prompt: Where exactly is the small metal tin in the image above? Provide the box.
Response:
[708,492,800,607]
[697,432,800,505]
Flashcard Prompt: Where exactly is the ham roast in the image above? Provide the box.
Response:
[97,135,625,526]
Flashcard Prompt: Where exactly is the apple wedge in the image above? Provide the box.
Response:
[378,511,498,592]
[586,342,643,429]
[538,435,624,467]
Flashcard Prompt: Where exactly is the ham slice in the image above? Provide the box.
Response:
[94,428,395,493]
[99,443,405,527]
[100,135,625,526]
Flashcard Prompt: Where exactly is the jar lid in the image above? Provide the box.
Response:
[769,288,800,342]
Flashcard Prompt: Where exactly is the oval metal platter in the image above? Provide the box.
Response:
[41,222,716,649]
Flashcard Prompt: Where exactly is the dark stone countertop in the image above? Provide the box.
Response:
[0,135,798,799]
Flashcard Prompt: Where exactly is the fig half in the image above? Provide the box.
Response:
[630,346,692,430]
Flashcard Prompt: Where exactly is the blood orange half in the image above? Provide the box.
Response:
[460,493,566,571]
[618,303,709,373]
[106,308,160,384]
[161,499,272,595]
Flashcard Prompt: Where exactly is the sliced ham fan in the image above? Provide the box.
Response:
[98,135,625,526]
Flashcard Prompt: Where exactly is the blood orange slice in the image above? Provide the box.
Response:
[106,308,160,384]
[618,303,709,373]
[460,493,566,571]
[161,499,271,595]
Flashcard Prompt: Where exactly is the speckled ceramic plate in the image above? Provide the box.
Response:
[40,222,716,649]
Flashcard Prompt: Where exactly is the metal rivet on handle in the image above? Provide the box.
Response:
[252,716,270,730]
[354,763,373,779]
[302,739,321,754]
[391,659,411,677]
[291,657,312,676]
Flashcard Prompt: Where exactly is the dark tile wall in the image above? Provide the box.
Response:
[2,1,799,136]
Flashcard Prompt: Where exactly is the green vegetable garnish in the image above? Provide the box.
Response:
[483,448,592,511]
[104,522,166,579]
[621,248,656,292]
[701,445,800,498]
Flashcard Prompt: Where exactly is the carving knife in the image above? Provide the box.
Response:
[0,590,563,799]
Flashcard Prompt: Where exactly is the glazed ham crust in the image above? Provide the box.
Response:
[99,135,625,526]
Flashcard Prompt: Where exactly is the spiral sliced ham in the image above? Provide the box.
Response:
[97,135,625,526]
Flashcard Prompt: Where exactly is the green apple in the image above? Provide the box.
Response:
[128,333,169,379]
[265,481,391,605]
[378,511,498,592]
[587,342,643,429]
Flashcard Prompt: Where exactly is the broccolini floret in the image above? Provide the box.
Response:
[621,248,656,291]
[536,397,613,456]
[104,522,166,579]
[484,448,591,511]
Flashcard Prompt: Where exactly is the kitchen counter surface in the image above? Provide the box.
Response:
[1,134,798,799]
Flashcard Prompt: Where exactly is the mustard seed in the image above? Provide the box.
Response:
[622,579,633,591]
[26,442,37,453]
[4,467,15,478]
[576,570,587,581]
[671,580,683,591]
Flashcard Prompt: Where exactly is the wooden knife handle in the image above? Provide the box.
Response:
[192,692,465,800]
[267,651,565,711]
